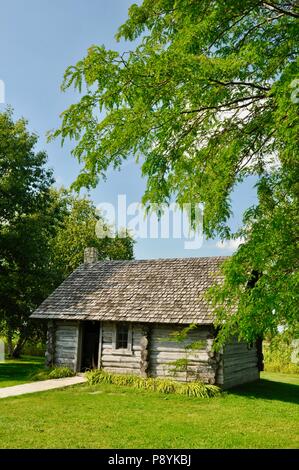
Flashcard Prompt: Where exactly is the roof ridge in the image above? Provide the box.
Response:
[88,255,229,264]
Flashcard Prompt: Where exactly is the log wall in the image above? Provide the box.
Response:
[222,338,259,389]
[54,321,80,371]
[149,324,218,384]
[101,322,148,376]
[48,320,260,388]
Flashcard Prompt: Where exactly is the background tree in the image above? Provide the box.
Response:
[50,190,134,282]
[0,110,59,357]
[0,111,134,357]
[52,0,299,346]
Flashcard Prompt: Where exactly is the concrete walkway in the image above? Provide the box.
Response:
[0,376,86,399]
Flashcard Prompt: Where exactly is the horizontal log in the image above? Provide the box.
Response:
[55,346,76,353]
[224,363,258,373]
[55,358,75,365]
[150,371,215,383]
[223,371,259,389]
[224,369,259,381]
[224,358,258,369]
[55,341,77,348]
[102,331,114,337]
[55,352,76,360]
[150,343,206,353]
[224,354,257,363]
[151,365,214,374]
[56,321,78,327]
[56,325,78,332]
[56,335,77,343]
[224,364,259,376]
[224,354,257,364]
[102,336,144,345]
[224,346,257,355]
[101,348,141,355]
[151,336,208,346]
[56,334,77,341]
[150,371,190,379]
[224,343,256,353]
[103,366,142,374]
[150,359,210,368]
[150,353,212,365]
[102,342,142,350]
[150,351,209,360]
[101,355,140,364]
[55,347,77,353]
[150,365,213,374]
[224,353,257,364]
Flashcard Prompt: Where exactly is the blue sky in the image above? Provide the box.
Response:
[0,0,257,259]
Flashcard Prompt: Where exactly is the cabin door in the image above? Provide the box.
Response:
[80,321,100,371]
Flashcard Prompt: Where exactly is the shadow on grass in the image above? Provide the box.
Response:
[228,378,299,405]
[0,357,44,385]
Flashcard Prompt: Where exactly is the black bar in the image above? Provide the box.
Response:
[0,449,298,467]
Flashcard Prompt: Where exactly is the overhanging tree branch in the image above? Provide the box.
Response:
[208,79,271,92]
[180,95,267,114]
[262,1,299,18]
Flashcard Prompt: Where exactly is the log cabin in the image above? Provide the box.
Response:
[30,248,262,389]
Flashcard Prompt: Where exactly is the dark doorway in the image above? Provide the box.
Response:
[80,321,100,371]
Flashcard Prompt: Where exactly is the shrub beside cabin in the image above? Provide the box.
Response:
[31,249,262,389]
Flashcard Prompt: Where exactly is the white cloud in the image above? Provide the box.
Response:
[216,237,244,251]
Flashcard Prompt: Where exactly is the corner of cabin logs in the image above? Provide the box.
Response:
[256,336,264,371]
[45,319,56,368]
[139,324,149,377]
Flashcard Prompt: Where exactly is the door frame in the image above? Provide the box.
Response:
[77,320,102,371]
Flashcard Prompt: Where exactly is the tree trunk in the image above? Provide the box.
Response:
[12,336,27,359]
[6,333,14,358]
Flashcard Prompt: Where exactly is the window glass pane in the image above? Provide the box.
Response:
[116,324,129,349]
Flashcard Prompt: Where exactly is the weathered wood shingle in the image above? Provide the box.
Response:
[31,257,227,324]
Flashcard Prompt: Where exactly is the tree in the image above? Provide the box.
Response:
[50,190,134,282]
[0,110,59,357]
[52,1,298,345]
[0,111,134,357]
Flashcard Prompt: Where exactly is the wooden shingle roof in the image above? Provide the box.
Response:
[31,257,227,324]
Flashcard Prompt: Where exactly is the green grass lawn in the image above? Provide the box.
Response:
[0,356,45,388]
[0,359,298,448]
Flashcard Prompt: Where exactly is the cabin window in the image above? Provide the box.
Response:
[115,323,129,349]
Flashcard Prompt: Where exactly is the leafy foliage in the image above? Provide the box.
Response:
[53,1,299,343]
[85,369,221,398]
[0,110,59,357]
[49,190,134,282]
[48,366,75,379]
[164,324,206,381]
[0,110,134,357]
[263,329,299,373]
[29,365,76,381]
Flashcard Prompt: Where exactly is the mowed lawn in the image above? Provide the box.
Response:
[0,361,298,449]
[0,356,45,388]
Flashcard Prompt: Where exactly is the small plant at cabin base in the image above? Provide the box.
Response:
[48,366,75,379]
[30,366,75,381]
[29,370,50,382]
[85,369,221,398]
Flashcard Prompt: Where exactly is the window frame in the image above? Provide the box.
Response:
[112,322,132,354]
